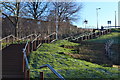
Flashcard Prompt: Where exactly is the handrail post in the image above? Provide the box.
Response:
[35,40,37,50]
[37,38,39,46]
[27,42,30,55]
[27,70,30,80]
[31,42,33,51]
[32,41,35,51]
[40,72,44,80]
[22,52,25,72]
[39,38,40,44]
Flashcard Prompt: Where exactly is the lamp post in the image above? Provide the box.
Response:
[115,11,116,28]
[96,8,101,29]
[84,20,88,28]
[55,3,58,40]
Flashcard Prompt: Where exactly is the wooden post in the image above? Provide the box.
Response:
[48,37,50,43]
[105,30,107,34]
[22,53,25,72]
[35,40,37,49]
[37,38,39,46]
[101,31,103,35]
[31,42,33,52]
[27,42,30,55]
[51,35,54,41]
[33,41,36,51]
[27,70,30,80]
[39,38,41,44]
[85,36,87,40]
[40,72,44,80]
[29,35,31,41]
[81,36,83,41]
[49,37,50,43]
[34,41,36,50]
[7,38,9,46]
[45,39,46,43]
[103,30,105,35]
[95,32,97,38]
[89,34,91,39]
[33,41,35,51]
[87,35,89,40]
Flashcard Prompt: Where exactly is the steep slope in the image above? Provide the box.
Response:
[29,40,120,79]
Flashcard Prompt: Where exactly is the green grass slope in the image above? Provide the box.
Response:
[29,40,120,79]
[86,32,120,44]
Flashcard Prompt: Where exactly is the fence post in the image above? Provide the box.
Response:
[6,38,7,46]
[31,42,33,51]
[39,38,41,44]
[35,40,37,49]
[27,70,30,80]
[27,42,30,55]
[90,34,92,39]
[48,37,50,43]
[45,38,46,43]
[22,53,25,72]
[40,72,44,80]
[30,36,32,41]
[33,41,35,51]
[103,30,105,35]
[38,38,39,45]
[33,41,36,51]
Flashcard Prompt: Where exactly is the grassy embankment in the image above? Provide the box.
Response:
[86,32,120,44]
[29,40,120,79]
[83,29,120,65]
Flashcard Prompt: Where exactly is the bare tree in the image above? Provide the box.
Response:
[47,2,82,23]
[47,2,82,39]
[23,1,48,20]
[2,1,25,37]
[21,1,49,35]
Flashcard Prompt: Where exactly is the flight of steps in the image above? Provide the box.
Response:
[2,44,25,79]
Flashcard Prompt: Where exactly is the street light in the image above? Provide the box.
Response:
[84,20,88,28]
[55,3,58,40]
[96,8,101,29]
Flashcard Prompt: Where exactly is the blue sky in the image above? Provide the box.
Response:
[74,1,119,29]
[1,0,119,29]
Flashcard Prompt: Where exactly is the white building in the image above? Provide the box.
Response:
[118,1,120,26]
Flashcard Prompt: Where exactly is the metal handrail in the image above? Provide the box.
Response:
[23,41,30,71]
[0,33,38,42]
[21,34,37,40]
[31,34,41,43]
[44,32,56,39]
[69,29,110,41]
[0,34,20,41]
[50,39,57,43]
[39,64,65,80]
[0,34,14,41]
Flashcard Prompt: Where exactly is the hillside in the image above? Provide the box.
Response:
[84,31,120,65]
[86,32,120,44]
[29,40,120,79]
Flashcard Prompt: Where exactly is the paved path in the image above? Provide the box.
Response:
[2,44,25,79]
